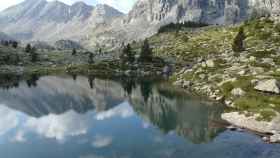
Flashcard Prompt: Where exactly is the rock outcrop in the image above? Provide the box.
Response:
[254,79,280,94]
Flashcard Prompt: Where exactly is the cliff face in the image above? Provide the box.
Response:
[101,0,280,46]
[125,0,276,25]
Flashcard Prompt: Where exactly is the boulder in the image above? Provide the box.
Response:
[254,79,280,94]
[249,56,256,62]
[162,65,172,75]
[231,88,246,97]
[262,58,275,65]
[206,59,215,68]
[270,134,280,143]
[182,80,191,88]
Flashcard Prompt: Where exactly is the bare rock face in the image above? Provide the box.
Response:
[54,40,83,50]
[0,0,280,49]
[0,0,123,46]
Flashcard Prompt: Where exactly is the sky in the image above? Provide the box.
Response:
[0,0,137,13]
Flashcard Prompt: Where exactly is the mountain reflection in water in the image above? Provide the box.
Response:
[0,75,279,158]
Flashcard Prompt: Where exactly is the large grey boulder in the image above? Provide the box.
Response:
[254,79,280,94]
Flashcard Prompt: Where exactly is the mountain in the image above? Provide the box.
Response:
[0,0,123,47]
[54,40,83,50]
[87,0,280,48]
[0,0,279,49]
[0,76,126,117]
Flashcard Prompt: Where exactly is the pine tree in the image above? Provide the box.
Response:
[139,39,153,62]
[11,41,18,48]
[30,47,38,62]
[120,44,135,64]
[72,48,77,56]
[25,44,32,53]
[232,27,246,52]
[88,53,94,64]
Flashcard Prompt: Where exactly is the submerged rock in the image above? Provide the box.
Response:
[254,79,280,94]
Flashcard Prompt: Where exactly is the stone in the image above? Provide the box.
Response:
[206,59,215,68]
[215,95,224,101]
[251,67,264,75]
[249,56,256,62]
[199,74,206,80]
[262,136,269,142]
[251,79,259,85]
[231,88,246,97]
[270,134,280,143]
[163,65,172,75]
[262,58,275,65]
[225,100,235,108]
[222,112,280,134]
[254,79,280,94]
[238,70,246,76]
[182,80,191,88]
[201,62,207,68]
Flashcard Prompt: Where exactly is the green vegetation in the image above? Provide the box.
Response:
[158,21,209,33]
[131,18,280,121]
[25,44,32,53]
[120,43,135,64]
[30,47,38,62]
[88,52,94,64]
[72,48,77,56]
[139,39,153,62]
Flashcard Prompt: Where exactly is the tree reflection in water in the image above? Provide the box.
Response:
[0,74,225,144]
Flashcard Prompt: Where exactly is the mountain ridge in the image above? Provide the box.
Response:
[0,0,123,48]
[0,0,279,49]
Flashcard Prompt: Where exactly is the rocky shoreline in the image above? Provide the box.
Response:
[165,19,280,143]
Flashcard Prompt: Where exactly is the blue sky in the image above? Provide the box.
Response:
[0,0,137,13]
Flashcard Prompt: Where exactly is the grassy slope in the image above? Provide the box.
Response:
[135,18,280,121]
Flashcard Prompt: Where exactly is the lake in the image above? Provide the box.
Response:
[0,75,279,158]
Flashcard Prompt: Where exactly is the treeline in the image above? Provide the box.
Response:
[0,40,19,48]
[120,39,155,65]
[158,21,209,33]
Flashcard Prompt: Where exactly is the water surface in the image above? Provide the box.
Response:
[0,75,279,158]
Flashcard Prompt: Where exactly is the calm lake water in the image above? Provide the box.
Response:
[0,75,279,158]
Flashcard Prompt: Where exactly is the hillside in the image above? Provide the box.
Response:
[133,18,280,140]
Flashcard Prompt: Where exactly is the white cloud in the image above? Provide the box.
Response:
[91,135,112,148]
[95,102,134,120]
[0,105,19,136]
[97,0,137,13]
[11,130,26,143]
[25,110,90,141]
[0,0,24,11]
